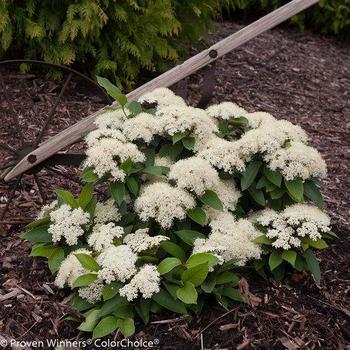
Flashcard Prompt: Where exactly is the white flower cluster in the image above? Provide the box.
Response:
[94,199,121,224]
[37,200,57,219]
[88,223,124,252]
[55,248,91,288]
[255,204,331,249]
[206,102,246,120]
[48,205,90,246]
[123,228,168,253]
[193,213,262,266]
[78,280,104,304]
[119,264,161,301]
[138,87,186,108]
[135,182,195,228]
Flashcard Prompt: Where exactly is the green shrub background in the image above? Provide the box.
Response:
[0,0,348,86]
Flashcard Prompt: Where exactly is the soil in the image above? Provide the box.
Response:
[0,22,349,349]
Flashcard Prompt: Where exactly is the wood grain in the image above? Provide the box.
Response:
[4,0,319,181]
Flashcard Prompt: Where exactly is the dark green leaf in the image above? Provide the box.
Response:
[186,253,219,269]
[281,250,297,267]
[126,101,142,115]
[56,189,78,208]
[187,207,206,226]
[304,249,321,284]
[21,224,51,242]
[112,304,134,319]
[182,137,195,150]
[220,287,241,301]
[240,161,262,191]
[285,179,304,203]
[253,235,273,245]
[304,180,324,209]
[143,166,168,176]
[78,309,101,332]
[79,183,94,209]
[96,76,122,100]
[99,295,128,317]
[126,176,139,196]
[216,272,240,286]
[263,167,282,187]
[200,190,223,211]
[175,230,206,246]
[80,167,99,183]
[48,248,65,273]
[152,289,187,314]
[173,132,187,144]
[160,241,187,262]
[110,182,125,206]
[269,251,283,271]
[117,318,135,337]
[102,282,122,301]
[248,185,265,206]
[92,315,119,339]
[135,299,150,325]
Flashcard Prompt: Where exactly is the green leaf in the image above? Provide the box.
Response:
[117,318,135,338]
[112,304,134,319]
[182,137,195,150]
[152,289,187,314]
[135,299,150,325]
[92,315,119,339]
[21,224,52,242]
[263,167,282,187]
[221,287,241,302]
[201,275,216,293]
[200,190,223,211]
[240,161,262,191]
[75,254,100,272]
[30,243,56,257]
[282,250,297,267]
[143,166,168,176]
[285,179,304,203]
[78,309,101,332]
[116,94,128,106]
[48,248,65,273]
[186,253,219,269]
[216,272,240,286]
[308,239,328,249]
[176,281,197,304]
[164,282,180,299]
[99,295,128,317]
[126,101,142,115]
[102,282,122,301]
[110,182,125,206]
[182,263,209,286]
[96,76,122,100]
[173,131,188,144]
[126,176,139,196]
[175,230,206,246]
[248,185,265,206]
[120,158,133,174]
[80,167,99,183]
[72,273,98,288]
[304,249,321,285]
[26,217,50,230]
[269,251,283,271]
[56,189,78,208]
[158,257,182,275]
[304,180,324,209]
[79,183,94,209]
[270,187,285,199]
[187,207,206,226]
[169,142,183,160]
[253,235,273,245]
[256,176,270,189]
[71,295,94,312]
[160,241,187,262]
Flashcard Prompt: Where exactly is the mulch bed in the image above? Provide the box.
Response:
[0,22,349,349]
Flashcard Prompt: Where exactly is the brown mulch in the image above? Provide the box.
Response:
[0,22,349,349]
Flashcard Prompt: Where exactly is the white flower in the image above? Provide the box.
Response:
[85,128,126,148]
[97,245,137,283]
[244,111,276,129]
[94,199,121,224]
[206,102,246,120]
[88,223,124,251]
[135,182,195,228]
[268,141,327,180]
[55,249,92,288]
[212,179,241,212]
[198,136,245,173]
[123,228,169,253]
[255,204,330,250]
[168,157,220,196]
[37,200,57,219]
[48,205,90,246]
[94,108,126,129]
[194,214,261,266]
[78,280,104,304]
[156,105,217,150]
[119,264,160,301]
[84,138,145,181]
[123,112,161,143]
[138,88,186,108]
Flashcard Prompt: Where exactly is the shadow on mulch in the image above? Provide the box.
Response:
[0,22,349,349]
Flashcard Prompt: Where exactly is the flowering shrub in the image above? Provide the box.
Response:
[22,81,335,339]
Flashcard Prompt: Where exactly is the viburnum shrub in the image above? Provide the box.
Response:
[22,79,336,339]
